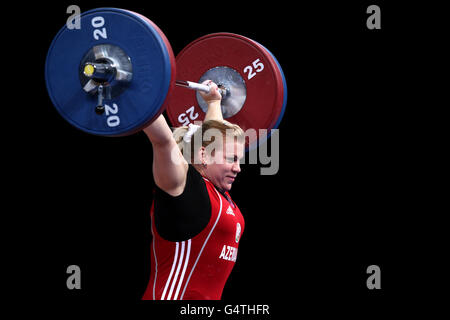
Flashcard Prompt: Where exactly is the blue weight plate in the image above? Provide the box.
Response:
[264,47,287,130]
[253,41,287,130]
[45,8,173,136]
[243,40,287,151]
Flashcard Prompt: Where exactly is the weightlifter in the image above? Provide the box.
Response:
[141,80,245,300]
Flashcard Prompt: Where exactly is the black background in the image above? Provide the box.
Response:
[8,0,445,317]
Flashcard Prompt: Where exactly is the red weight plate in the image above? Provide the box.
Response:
[166,33,284,148]
[126,10,176,122]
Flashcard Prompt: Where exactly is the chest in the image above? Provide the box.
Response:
[209,188,245,245]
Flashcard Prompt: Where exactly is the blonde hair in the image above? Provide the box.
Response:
[173,120,244,163]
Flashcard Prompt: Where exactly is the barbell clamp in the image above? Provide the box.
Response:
[95,85,105,115]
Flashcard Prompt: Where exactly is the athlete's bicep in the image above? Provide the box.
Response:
[143,115,188,196]
[152,141,188,196]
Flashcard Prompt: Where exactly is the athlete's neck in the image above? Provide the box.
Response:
[193,164,227,195]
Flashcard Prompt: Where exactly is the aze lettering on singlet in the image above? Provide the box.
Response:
[142,177,245,300]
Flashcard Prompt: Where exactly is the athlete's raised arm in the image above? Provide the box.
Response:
[199,80,224,122]
[143,114,188,196]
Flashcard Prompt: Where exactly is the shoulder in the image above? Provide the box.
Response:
[155,165,205,199]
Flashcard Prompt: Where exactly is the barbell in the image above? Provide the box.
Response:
[45,8,287,149]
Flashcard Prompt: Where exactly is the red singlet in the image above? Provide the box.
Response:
[142,177,245,300]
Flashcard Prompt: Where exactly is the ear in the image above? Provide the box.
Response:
[197,146,207,166]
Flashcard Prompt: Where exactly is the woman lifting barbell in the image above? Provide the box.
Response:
[44,7,286,301]
[141,80,245,300]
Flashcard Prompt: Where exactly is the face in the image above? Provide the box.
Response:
[202,140,244,192]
